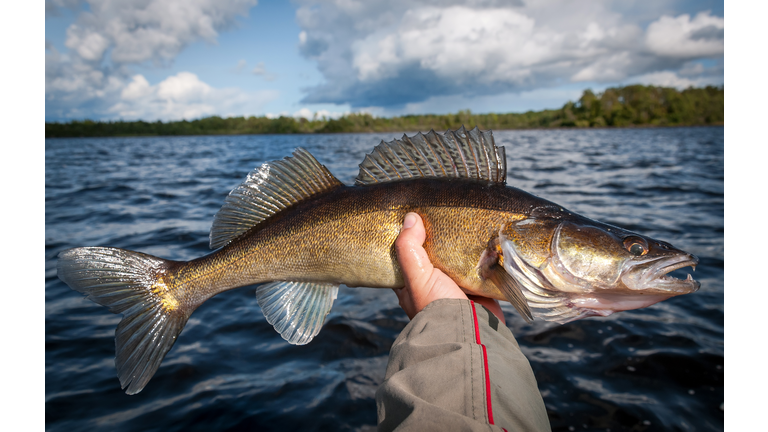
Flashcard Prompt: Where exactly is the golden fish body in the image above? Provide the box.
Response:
[174,180,534,302]
[58,127,699,394]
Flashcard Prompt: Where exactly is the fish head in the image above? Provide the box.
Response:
[499,216,700,323]
[551,220,700,294]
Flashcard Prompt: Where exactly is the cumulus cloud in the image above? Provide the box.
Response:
[645,12,724,58]
[46,0,259,121]
[350,7,544,84]
[294,0,724,109]
[109,72,279,121]
[64,0,256,65]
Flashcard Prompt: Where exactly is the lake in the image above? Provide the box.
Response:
[45,127,723,431]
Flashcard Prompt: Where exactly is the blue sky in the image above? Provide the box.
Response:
[45,0,724,122]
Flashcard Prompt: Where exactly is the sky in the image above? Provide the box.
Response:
[44,0,724,122]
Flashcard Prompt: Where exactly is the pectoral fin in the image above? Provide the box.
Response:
[478,239,533,322]
[487,264,534,322]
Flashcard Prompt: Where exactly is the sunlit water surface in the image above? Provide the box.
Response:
[45,127,723,431]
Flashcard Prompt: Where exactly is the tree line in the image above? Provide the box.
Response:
[45,84,723,138]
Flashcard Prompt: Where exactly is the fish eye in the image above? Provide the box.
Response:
[623,237,648,256]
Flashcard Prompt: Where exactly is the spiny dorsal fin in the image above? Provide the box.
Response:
[355,126,507,185]
[210,148,342,249]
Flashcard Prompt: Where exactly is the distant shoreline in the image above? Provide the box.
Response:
[44,123,725,140]
[46,84,723,138]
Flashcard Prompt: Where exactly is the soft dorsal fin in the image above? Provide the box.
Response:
[210,148,343,249]
[355,126,507,185]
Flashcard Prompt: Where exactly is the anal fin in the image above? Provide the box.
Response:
[255,281,339,345]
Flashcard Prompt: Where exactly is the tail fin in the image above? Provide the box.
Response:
[57,247,189,395]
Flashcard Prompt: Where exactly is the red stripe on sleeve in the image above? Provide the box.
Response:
[470,301,495,425]
[481,344,494,424]
[471,301,482,344]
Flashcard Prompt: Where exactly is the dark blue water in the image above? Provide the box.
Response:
[45,127,724,432]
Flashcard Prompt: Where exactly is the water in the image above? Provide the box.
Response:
[45,127,724,431]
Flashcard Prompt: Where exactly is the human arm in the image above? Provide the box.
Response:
[375,213,551,432]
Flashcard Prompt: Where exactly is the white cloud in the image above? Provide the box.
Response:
[646,12,724,58]
[294,0,723,108]
[571,52,633,82]
[265,112,289,119]
[292,107,314,119]
[292,107,347,120]
[108,72,279,121]
[627,69,722,90]
[120,75,152,101]
[628,71,697,89]
[156,72,212,102]
[351,7,548,84]
[64,25,110,61]
[46,43,124,104]
[65,0,257,65]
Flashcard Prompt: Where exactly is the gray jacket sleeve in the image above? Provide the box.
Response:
[376,299,551,432]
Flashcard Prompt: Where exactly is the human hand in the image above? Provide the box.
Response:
[393,212,505,324]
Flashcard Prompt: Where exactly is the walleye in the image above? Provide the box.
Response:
[57,126,700,394]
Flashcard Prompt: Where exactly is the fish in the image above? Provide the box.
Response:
[57,126,700,394]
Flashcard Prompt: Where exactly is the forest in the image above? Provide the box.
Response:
[45,84,723,138]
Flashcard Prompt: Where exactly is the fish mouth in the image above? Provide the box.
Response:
[624,254,701,294]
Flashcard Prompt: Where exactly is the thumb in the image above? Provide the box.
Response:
[394,213,434,290]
